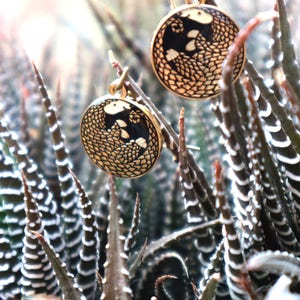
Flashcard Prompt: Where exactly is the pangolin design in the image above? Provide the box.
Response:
[81,96,162,178]
[151,4,246,100]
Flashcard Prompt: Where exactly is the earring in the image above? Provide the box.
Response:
[80,73,163,179]
[151,2,246,100]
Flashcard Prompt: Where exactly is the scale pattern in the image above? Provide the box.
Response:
[151,4,245,100]
[81,96,162,178]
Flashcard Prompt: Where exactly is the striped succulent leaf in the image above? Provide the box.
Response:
[178,107,217,279]
[214,161,249,299]
[0,120,66,261]
[1,0,300,299]
[0,228,21,299]
[178,107,208,224]
[101,175,132,300]
[70,169,99,300]
[198,241,229,299]
[32,231,86,300]
[246,250,300,277]
[244,78,300,254]
[33,63,83,275]
[251,78,300,233]
[0,143,25,258]
[21,174,61,297]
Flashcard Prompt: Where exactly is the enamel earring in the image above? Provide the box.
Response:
[80,71,163,178]
[151,1,246,100]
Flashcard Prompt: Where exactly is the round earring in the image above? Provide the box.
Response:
[151,2,246,100]
[80,78,163,179]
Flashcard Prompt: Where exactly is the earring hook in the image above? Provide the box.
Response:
[170,0,176,9]
[108,66,129,97]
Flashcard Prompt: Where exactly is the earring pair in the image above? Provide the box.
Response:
[81,1,245,178]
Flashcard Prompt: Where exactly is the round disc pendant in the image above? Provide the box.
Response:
[81,95,162,178]
[151,4,246,100]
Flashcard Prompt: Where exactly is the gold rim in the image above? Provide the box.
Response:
[80,95,163,179]
[150,4,246,100]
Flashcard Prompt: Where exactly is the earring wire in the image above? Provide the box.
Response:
[170,0,176,9]
[108,66,129,97]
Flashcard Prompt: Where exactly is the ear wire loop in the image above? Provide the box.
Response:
[108,66,129,97]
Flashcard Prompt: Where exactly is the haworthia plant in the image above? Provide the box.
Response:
[1,0,300,299]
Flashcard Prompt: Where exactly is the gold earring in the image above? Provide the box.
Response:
[151,2,246,100]
[80,74,163,179]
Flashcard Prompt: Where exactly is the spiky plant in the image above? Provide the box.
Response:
[1,0,300,299]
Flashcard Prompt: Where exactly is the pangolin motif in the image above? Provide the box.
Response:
[81,96,162,178]
[151,4,246,100]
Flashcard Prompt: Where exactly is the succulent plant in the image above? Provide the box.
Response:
[1,0,300,299]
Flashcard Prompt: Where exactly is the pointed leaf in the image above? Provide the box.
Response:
[21,174,60,297]
[199,273,220,300]
[143,219,219,259]
[246,59,300,154]
[31,231,86,300]
[70,169,99,300]
[101,175,132,299]
[124,193,141,253]
[214,161,248,299]
[178,107,206,224]
[33,62,82,274]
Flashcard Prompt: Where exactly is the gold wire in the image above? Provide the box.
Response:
[185,0,193,4]
[108,82,127,97]
[108,66,129,97]
[198,0,206,4]
[169,0,176,9]
[116,66,129,90]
